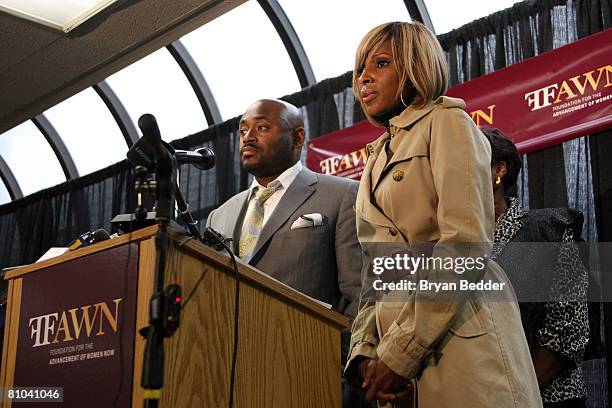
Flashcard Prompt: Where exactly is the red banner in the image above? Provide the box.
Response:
[307,29,612,177]
[306,121,377,180]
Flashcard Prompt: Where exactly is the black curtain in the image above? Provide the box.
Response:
[0,161,134,268]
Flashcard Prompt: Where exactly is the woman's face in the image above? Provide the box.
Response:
[357,40,401,118]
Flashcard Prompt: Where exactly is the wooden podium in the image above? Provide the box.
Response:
[1,225,347,407]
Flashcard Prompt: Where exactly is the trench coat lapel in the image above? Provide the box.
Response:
[356,135,395,229]
[382,102,437,173]
[358,102,438,230]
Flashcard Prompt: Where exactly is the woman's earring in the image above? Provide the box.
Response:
[400,94,408,107]
[496,176,501,186]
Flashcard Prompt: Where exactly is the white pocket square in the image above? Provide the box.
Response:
[291,213,325,229]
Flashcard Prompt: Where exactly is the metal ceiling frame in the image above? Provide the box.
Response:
[32,114,79,179]
[403,0,435,33]
[167,40,223,125]
[257,0,316,88]
[94,80,140,147]
[0,154,23,200]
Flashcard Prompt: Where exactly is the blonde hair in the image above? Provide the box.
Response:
[353,22,448,120]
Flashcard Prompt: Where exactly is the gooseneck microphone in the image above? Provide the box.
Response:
[127,114,216,172]
[138,114,162,143]
[173,147,215,170]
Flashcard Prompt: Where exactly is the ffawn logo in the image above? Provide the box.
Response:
[28,298,122,348]
[524,64,612,111]
[319,147,368,176]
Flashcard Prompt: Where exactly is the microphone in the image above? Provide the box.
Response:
[127,114,171,171]
[127,114,216,171]
[173,147,215,170]
[68,228,111,251]
[92,228,111,243]
[138,114,162,144]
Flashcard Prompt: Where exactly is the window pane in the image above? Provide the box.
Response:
[182,1,301,120]
[106,48,207,142]
[425,0,520,35]
[44,88,127,176]
[0,180,10,205]
[0,121,65,196]
[278,0,409,81]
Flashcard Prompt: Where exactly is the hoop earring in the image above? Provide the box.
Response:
[400,94,408,108]
[495,176,501,186]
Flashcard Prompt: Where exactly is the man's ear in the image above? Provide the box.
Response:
[293,127,305,148]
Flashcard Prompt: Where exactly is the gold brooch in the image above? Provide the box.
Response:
[392,169,404,182]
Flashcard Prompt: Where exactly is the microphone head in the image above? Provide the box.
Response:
[194,147,216,170]
[138,114,162,143]
[92,228,111,243]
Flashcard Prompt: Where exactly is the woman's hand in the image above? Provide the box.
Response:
[358,357,377,388]
[363,360,411,404]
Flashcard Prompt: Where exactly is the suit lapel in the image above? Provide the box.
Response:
[230,192,250,254]
[249,168,317,263]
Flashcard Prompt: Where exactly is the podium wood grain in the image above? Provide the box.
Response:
[158,241,341,407]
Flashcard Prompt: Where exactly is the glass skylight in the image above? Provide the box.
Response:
[0,0,118,33]
[181,1,301,120]
[0,121,66,196]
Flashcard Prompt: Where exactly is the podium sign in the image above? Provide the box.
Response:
[13,244,139,407]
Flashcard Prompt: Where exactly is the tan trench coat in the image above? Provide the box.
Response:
[346,96,542,407]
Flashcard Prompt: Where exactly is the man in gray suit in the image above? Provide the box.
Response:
[206,98,361,323]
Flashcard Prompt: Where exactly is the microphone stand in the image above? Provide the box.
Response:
[141,147,175,408]
[131,114,221,407]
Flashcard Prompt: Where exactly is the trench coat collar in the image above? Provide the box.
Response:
[388,96,466,130]
[357,96,467,230]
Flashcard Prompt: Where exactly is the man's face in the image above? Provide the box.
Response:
[239,101,296,178]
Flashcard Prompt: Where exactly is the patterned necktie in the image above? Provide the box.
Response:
[239,181,283,262]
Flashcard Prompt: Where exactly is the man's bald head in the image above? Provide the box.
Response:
[246,99,304,128]
[239,99,305,184]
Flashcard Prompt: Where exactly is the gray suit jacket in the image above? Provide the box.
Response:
[206,167,361,320]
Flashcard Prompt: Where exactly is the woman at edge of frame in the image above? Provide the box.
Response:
[482,126,589,408]
[344,21,543,407]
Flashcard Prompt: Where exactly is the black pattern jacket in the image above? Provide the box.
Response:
[493,198,589,403]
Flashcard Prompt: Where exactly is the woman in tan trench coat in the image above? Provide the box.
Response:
[345,22,542,408]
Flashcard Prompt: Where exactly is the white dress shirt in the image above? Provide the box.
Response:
[240,161,303,237]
